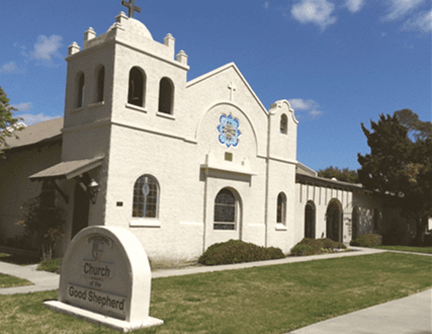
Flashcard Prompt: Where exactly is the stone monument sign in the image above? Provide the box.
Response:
[44,226,163,332]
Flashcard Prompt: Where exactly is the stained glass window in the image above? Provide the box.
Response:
[132,175,159,218]
[277,192,286,225]
[214,188,236,230]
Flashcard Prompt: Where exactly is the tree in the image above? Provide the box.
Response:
[17,193,66,261]
[358,113,432,245]
[318,166,359,184]
[0,86,23,155]
[394,108,432,141]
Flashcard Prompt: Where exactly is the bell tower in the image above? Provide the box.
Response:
[62,4,190,163]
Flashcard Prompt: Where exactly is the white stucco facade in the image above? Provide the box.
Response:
[0,12,409,261]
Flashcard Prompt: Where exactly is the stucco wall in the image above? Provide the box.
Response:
[0,144,62,245]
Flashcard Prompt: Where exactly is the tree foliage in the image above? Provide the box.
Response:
[318,166,359,184]
[0,86,23,154]
[17,196,65,261]
[357,113,432,244]
[395,108,432,141]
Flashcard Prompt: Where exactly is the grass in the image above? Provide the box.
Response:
[37,259,62,274]
[0,273,33,288]
[374,246,432,254]
[0,253,430,333]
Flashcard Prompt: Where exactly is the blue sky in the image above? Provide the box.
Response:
[1,0,431,171]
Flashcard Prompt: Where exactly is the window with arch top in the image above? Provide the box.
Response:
[277,192,287,225]
[280,114,288,134]
[76,71,85,108]
[128,67,146,107]
[158,77,174,114]
[132,175,159,218]
[95,65,105,103]
[214,188,236,230]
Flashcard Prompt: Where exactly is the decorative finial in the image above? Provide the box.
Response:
[121,0,141,18]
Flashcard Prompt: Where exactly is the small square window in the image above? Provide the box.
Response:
[225,152,233,161]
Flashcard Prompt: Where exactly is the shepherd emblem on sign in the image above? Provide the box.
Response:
[87,235,111,261]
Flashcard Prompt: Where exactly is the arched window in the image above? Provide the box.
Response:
[95,65,105,103]
[305,201,316,238]
[158,77,174,114]
[277,192,287,225]
[280,114,288,134]
[132,175,159,218]
[128,67,145,107]
[214,188,237,230]
[76,72,85,108]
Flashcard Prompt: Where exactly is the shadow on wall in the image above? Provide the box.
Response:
[357,207,373,236]
[381,217,415,246]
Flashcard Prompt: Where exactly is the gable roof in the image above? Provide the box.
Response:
[2,117,63,151]
[187,62,268,114]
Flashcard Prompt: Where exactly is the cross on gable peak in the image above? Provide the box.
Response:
[121,0,141,18]
[228,82,237,102]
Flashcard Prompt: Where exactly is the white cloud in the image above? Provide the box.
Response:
[289,99,319,110]
[12,102,33,112]
[0,61,16,73]
[289,99,323,119]
[263,1,270,9]
[345,0,365,13]
[20,113,61,126]
[401,10,432,32]
[291,0,337,30]
[309,109,323,118]
[383,0,425,21]
[31,35,63,61]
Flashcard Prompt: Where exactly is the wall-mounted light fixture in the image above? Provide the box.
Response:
[87,179,100,204]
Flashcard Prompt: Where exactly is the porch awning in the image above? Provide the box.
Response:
[29,156,104,181]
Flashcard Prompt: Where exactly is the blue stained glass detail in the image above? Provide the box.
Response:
[217,114,241,148]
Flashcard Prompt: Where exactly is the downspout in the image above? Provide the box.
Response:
[264,104,276,247]
[202,154,209,254]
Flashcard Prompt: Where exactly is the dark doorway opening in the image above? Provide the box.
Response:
[71,183,89,239]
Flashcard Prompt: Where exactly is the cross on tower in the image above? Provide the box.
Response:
[121,0,141,18]
[228,82,236,102]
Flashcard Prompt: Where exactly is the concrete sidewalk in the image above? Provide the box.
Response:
[287,288,432,334]
[0,248,431,334]
[0,262,59,295]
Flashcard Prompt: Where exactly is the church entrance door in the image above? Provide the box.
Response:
[326,199,342,242]
[71,183,89,239]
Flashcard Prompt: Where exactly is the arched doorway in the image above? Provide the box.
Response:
[352,207,359,240]
[71,183,90,239]
[326,199,342,242]
[304,201,316,239]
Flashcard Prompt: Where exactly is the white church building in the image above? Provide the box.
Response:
[0,9,408,261]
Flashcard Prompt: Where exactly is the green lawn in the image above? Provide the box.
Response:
[0,253,431,333]
[374,246,432,254]
[0,273,33,288]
